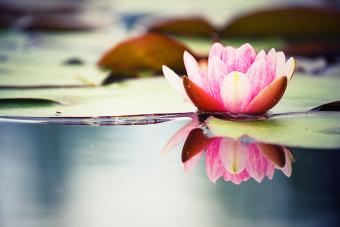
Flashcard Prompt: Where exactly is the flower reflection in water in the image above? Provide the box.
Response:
[163,118,293,184]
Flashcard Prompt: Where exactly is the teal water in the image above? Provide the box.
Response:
[0,120,339,227]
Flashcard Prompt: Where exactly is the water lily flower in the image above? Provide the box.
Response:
[162,43,296,114]
[201,138,293,184]
[162,119,293,184]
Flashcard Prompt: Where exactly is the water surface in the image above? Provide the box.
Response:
[0,120,339,227]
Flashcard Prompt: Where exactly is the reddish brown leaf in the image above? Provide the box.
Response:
[98,33,195,72]
[220,7,340,39]
[148,17,216,38]
[284,41,340,59]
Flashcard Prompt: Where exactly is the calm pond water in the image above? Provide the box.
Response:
[0,119,340,227]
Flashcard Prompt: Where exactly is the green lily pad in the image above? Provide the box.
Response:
[0,30,339,118]
[146,7,340,39]
[0,62,106,87]
[220,7,340,39]
[148,17,215,38]
[0,30,124,87]
[0,73,339,117]
[0,98,63,108]
[272,74,340,113]
[0,78,195,117]
[206,112,340,149]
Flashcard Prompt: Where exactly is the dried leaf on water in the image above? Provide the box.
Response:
[98,32,196,72]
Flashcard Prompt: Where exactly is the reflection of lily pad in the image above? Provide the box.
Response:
[206,112,340,149]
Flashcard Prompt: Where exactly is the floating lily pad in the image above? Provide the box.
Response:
[271,74,340,113]
[148,17,216,38]
[0,97,63,108]
[206,112,340,149]
[310,101,340,112]
[0,62,106,87]
[146,7,340,39]
[0,30,124,87]
[0,78,195,117]
[220,7,340,39]
[0,73,339,117]
[98,33,195,72]
[0,29,339,118]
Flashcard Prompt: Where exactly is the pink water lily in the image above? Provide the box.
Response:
[162,119,293,184]
[162,43,296,114]
[201,138,293,184]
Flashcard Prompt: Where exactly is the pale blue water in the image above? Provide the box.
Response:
[0,120,339,227]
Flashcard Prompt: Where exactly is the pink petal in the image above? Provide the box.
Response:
[263,48,277,88]
[219,138,248,174]
[223,169,250,185]
[161,117,199,156]
[208,56,227,101]
[162,65,191,102]
[199,59,208,80]
[266,163,275,180]
[209,42,224,61]
[183,150,204,174]
[246,144,268,183]
[247,59,267,99]
[184,51,205,90]
[206,139,225,183]
[236,43,256,73]
[220,72,252,113]
[275,51,286,78]
[255,50,266,61]
[221,46,237,73]
[280,148,294,177]
[283,57,296,81]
